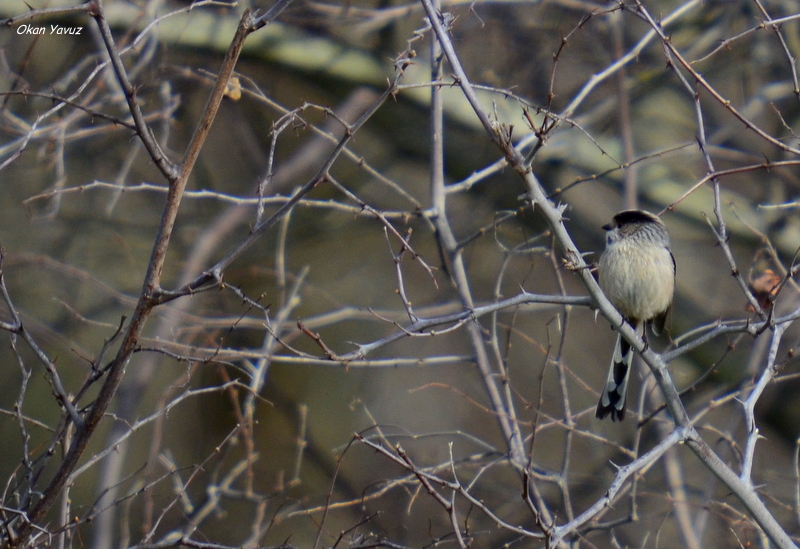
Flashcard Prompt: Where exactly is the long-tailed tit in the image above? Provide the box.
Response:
[596,210,675,421]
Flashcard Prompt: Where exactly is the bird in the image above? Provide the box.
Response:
[595,209,675,421]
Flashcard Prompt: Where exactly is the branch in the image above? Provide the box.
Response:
[9,4,282,543]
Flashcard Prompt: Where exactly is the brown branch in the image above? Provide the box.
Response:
[8,4,278,545]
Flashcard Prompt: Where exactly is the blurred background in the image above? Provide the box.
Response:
[1,0,800,547]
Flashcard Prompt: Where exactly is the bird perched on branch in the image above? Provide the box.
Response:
[595,209,675,422]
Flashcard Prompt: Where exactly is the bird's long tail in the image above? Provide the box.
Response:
[596,328,638,421]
